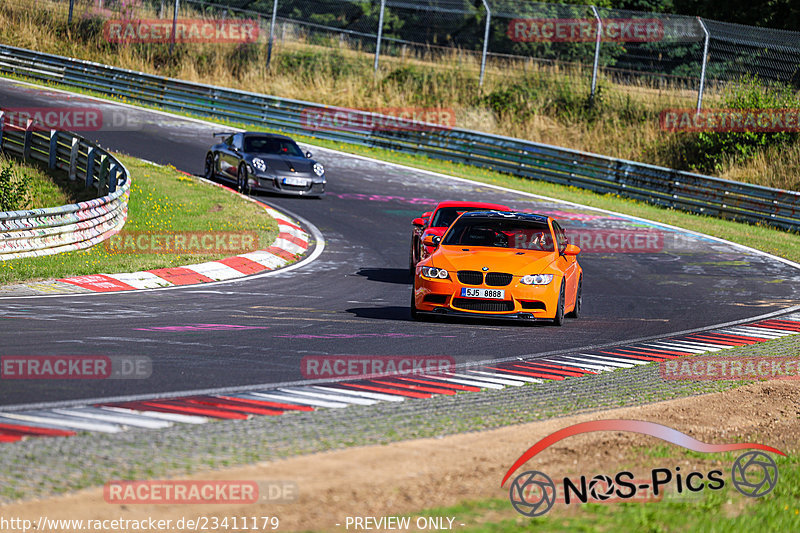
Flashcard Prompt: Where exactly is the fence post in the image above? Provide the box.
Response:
[49,130,58,169]
[23,119,33,160]
[0,111,5,153]
[374,0,385,72]
[266,0,279,69]
[68,137,80,181]
[109,163,119,193]
[68,0,74,24]
[86,147,96,189]
[479,0,491,87]
[170,0,179,56]
[590,5,602,102]
[697,17,710,112]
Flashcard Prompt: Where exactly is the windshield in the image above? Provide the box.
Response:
[431,207,501,228]
[442,218,554,251]
[244,136,304,157]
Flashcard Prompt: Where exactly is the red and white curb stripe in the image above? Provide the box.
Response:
[0,171,311,296]
[2,314,798,443]
[55,204,308,293]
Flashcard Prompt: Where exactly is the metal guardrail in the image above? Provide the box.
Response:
[0,108,129,260]
[0,43,797,232]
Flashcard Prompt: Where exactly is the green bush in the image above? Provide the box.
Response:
[276,49,367,81]
[227,42,260,80]
[0,161,31,212]
[693,77,799,173]
[382,65,476,105]
[479,74,603,124]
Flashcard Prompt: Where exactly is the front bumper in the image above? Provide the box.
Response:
[413,274,559,319]
[249,173,326,197]
[414,307,551,322]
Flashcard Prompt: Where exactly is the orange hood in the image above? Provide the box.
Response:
[431,246,557,275]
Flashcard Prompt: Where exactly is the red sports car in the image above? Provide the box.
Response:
[410,201,511,273]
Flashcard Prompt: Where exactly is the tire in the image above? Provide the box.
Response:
[204,153,215,179]
[237,164,249,194]
[566,276,582,319]
[409,238,417,276]
[410,290,420,321]
[552,282,565,326]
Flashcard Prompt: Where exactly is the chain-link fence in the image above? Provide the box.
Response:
[19,0,800,106]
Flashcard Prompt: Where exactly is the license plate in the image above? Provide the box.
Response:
[460,288,505,299]
[283,177,309,186]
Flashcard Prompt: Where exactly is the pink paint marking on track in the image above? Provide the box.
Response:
[133,324,269,332]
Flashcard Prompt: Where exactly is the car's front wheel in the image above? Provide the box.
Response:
[204,153,215,180]
[567,276,582,319]
[410,290,420,321]
[552,282,565,326]
[237,164,249,194]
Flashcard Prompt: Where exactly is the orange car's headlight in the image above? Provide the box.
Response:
[420,266,450,280]
[520,274,554,285]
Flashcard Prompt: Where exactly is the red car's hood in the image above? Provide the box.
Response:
[431,247,557,275]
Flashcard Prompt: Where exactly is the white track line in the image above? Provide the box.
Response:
[99,406,208,424]
[277,387,377,406]
[0,412,123,433]
[420,374,505,389]
[243,392,349,409]
[310,386,405,402]
[540,358,613,372]
[51,407,172,429]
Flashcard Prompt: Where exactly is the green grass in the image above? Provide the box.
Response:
[0,156,279,284]
[0,154,87,209]
[396,452,799,532]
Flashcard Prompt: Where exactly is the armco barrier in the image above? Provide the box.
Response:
[0,109,129,260]
[0,43,797,231]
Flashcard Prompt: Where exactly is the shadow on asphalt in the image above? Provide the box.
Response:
[346,305,552,328]
[355,268,412,285]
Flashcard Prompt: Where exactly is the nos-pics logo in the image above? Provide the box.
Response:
[501,420,783,517]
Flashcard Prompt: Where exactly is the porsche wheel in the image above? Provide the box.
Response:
[553,282,565,326]
[204,153,215,179]
[237,164,249,194]
[566,276,582,319]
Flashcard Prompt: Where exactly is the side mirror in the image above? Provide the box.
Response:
[305,151,313,159]
[563,244,581,256]
[412,217,427,227]
[422,235,441,248]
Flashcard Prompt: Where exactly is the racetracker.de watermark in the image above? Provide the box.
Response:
[0,107,142,132]
[1,355,151,380]
[660,109,800,132]
[104,231,260,255]
[660,357,800,381]
[300,107,456,133]
[508,18,664,42]
[300,355,455,379]
[103,480,297,504]
[567,229,664,253]
[104,19,260,43]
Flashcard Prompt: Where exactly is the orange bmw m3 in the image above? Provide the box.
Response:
[411,211,582,325]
